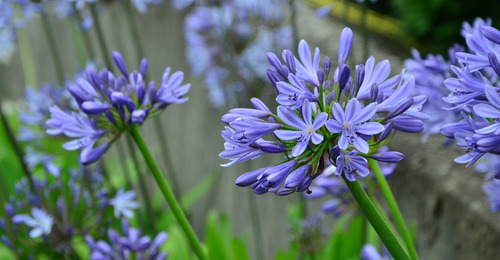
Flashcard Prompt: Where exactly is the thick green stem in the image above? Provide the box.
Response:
[129,125,207,260]
[151,120,181,198]
[368,159,419,260]
[125,135,157,232]
[342,176,409,260]
[90,4,112,68]
[41,14,65,85]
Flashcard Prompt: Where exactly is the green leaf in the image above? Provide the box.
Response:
[180,170,219,211]
[165,224,193,260]
[231,237,250,260]
[338,215,364,259]
[205,211,230,260]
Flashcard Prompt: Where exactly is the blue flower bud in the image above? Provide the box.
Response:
[284,49,296,74]
[326,91,335,106]
[482,26,500,45]
[370,151,405,163]
[324,79,333,91]
[137,81,146,105]
[284,164,309,188]
[112,51,129,77]
[330,146,341,161]
[257,141,285,153]
[236,168,267,187]
[317,68,325,86]
[266,67,282,90]
[110,92,131,106]
[140,58,148,79]
[370,83,378,102]
[338,64,351,93]
[379,122,393,141]
[387,97,413,119]
[296,175,313,192]
[338,27,353,66]
[132,110,147,124]
[323,56,331,76]
[356,64,365,87]
[488,52,500,77]
[81,101,111,115]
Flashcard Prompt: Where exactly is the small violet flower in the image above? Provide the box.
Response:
[12,208,53,238]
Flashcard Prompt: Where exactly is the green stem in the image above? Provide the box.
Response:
[15,26,37,88]
[342,175,409,260]
[0,99,34,192]
[115,141,148,231]
[368,159,419,260]
[369,194,406,248]
[125,135,157,232]
[152,118,181,198]
[90,4,112,68]
[41,14,65,85]
[128,125,207,260]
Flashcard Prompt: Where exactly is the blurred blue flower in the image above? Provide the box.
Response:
[12,208,53,238]
[109,189,139,218]
[86,220,168,260]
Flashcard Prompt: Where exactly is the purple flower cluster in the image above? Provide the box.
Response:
[0,164,129,258]
[220,27,427,195]
[439,18,500,167]
[184,0,293,107]
[46,51,190,165]
[86,219,168,260]
[405,44,464,142]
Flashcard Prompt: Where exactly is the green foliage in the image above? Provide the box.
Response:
[204,211,250,260]
[390,0,500,54]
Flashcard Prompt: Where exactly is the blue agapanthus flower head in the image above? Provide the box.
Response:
[439,18,500,167]
[85,219,168,260]
[46,51,190,165]
[405,44,464,142]
[220,27,427,196]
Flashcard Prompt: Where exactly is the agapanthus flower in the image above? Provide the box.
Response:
[12,208,53,238]
[184,0,293,107]
[86,220,168,260]
[220,27,426,196]
[1,164,123,258]
[483,179,500,212]
[46,51,190,165]
[405,44,464,142]
[439,18,500,167]
[109,189,139,218]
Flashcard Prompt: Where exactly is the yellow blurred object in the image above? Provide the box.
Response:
[307,0,419,48]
